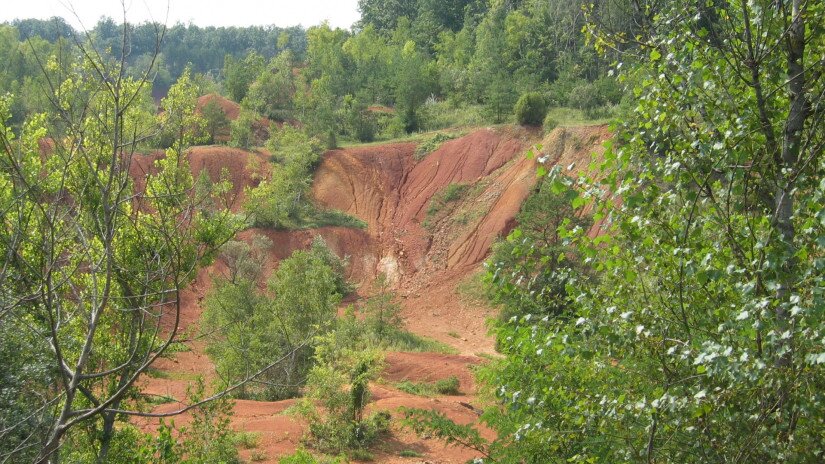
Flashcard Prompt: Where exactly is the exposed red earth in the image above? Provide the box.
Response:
[136,124,610,462]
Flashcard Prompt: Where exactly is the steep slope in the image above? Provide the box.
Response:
[138,124,611,463]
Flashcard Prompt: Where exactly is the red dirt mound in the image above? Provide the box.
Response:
[128,146,269,211]
[197,93,241,121]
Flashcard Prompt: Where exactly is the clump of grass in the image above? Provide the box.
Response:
[414,132,455,160]
[433,376,461,395]
[286,208,367,230]
[143,394,176,406]
[232,431,261,449]
[399,449,424,458]
[348,449,375,461]
[447,331,460,339]
[396,376,461,396]
[456,270,491,306]
[383,329,458,354]
[250,450,267,462]
[426,183,469,218]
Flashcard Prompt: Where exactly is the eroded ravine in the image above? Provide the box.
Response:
[137,125,611,463]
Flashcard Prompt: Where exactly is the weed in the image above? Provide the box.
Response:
[433,376,461,395]
[399,449,424,457]
[396,376,461,396]
[414,133,455,160]
[426,183,469,222]
[232,431,261,449]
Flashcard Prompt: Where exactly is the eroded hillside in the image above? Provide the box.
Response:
[137,124,610,463]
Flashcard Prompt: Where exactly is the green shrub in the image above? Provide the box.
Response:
[426,183,469,217]
[278,448,345,464]
[514,92,548,126]
[433,376,460,395]
[414,132,455,160]
[542,113,558,134]
[396,376,461,396]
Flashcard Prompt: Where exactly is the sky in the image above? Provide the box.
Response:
[0,0,362,29]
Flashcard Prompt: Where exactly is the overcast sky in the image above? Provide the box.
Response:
[0,0,362,29]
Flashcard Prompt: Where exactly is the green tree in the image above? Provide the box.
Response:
[202,238,345,400]
[513,91,547,126]
[410,1,825,462]
[229,108,260,149]
[0,35,237,463]
[243,51,296,121]
[223,51,265,103]
[200,98,230,144]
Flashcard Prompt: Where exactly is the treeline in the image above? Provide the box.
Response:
[0,17,307,122]
[3,1,628,146]
[217,0,628,149]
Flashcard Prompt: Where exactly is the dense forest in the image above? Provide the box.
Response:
[1,0,823,463]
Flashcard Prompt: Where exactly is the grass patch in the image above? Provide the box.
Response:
[348,449,375,461]
[543,106,613,127]
[414,132,456,160]
[396,376,461,396]
[142,394,176,406]
[145,368,200,382]
[163,341,192,355]
[232,431,261,449]
[447,331,460,339]
[383,329,458,354]
[398,449,424,458]
[283,208,367,230]
[145,368,171,379]
[426,183,469,217]
[250,450,267,462]
[456,270,491,306]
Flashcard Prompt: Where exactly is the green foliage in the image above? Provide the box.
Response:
[201,98,230,144]
[403,2,825,463]
[427,183,469,217]
[488,178,592,322]
[360,275,404,340]
[514,92,548,126]
[278,448,345,464]
[341,95,377,142]
[229,108,260,149]
[401,408,491,458]
[542,113,558,134]
[300,331,389,455]
[224,51,266,103]
[243,51,296,121]
[176,379,241,464]
[396,376,461,396]
[202,237,345,400]
[0,39,238,461]
[414,132,455,160]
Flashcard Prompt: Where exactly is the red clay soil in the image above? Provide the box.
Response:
[138,125,611,463]
[128,146,270,212]
[197,93,241,121]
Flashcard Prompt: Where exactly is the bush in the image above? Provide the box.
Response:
[514,92,548,126]
[433,376,461,395]
[396,376,461,396]
[301,334,388,455]
[543,113,558,134]
[229,109,259,149]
